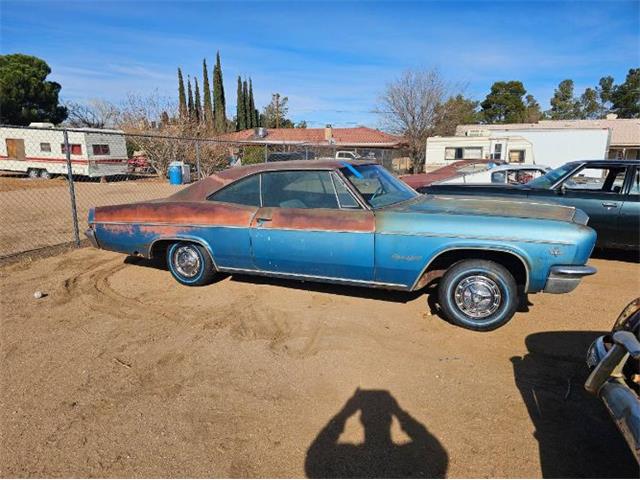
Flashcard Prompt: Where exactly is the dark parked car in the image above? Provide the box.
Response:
[585,298,640,464]
[420,160,640,250]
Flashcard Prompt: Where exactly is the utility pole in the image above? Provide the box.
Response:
[274,93,280,129]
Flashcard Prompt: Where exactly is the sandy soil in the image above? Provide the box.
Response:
[0,177,181,257]
[0,248,638,478]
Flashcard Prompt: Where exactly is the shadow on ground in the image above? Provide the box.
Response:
[305,389,448,478]
[592,248,639,263]
[512,330,638,478]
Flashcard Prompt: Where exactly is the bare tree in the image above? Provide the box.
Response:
[64,99,119,128]
[117,92,228,177]
[377,69,450,173]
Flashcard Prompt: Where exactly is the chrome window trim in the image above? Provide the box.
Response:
[330,171,364,210]
[333,169,371,210]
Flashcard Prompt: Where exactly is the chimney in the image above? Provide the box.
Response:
[324,124,333,141]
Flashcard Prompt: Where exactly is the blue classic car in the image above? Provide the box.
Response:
[86,160,597,331]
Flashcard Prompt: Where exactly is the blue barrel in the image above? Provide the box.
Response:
[168,162,183,185]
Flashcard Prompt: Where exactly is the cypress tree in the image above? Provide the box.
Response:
[236,76,246,131]
[194,77,202,123]
[242,79,250,128]
[187,76,195,122]
[213,51,227,132]
[248,78,257,128]
[177,68,187,120]
[202,59,213,127]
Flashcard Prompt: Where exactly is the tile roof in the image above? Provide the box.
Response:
[216,126,405,147]
[456,119,639,147]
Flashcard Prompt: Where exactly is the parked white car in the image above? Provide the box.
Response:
[436,164,550,185]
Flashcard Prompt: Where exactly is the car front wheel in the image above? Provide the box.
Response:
[167,241,217,286]
[438,259,518,331]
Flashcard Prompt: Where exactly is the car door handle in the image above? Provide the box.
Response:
[256,217,272,224]
[602,202,618,209]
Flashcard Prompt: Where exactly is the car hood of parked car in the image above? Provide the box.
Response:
[386,194,579,223]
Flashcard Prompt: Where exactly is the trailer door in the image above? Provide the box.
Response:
[6,139,26,160]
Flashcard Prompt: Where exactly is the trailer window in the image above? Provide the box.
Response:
[61,144,82,155]
[92,144,110,155]
[40,143,51,152]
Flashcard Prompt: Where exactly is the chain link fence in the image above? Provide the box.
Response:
[0,124,409,258]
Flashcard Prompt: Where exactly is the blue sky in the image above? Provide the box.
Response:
[2,0,638,127]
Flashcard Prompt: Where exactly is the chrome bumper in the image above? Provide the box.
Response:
[585,331,640,464]
[599,379,640,463]
[85,227,100,249]
[543,265,597,294]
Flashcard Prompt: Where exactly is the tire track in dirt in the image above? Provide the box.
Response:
[54,256,325,358]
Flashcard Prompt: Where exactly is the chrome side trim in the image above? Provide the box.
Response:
[377,230,574,246]
[409,246,531,292]
[218,266,409,290]
[94,220,372,235]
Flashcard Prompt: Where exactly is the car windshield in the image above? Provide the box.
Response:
[340,164,418,208]
[526,163,577,189]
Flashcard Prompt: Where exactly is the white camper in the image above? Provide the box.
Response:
[0,123,129,178]
[425,127,610,170]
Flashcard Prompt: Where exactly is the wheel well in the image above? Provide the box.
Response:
[415,249,529,291]
[149,239,215,267]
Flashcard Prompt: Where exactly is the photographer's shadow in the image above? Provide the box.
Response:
[305,389,448,478]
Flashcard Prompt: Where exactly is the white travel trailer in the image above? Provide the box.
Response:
[425,127,610,169]
[0,123,129,178]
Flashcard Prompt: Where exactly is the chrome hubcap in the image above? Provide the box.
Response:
[173,246,201,278]
[454,275,502,319]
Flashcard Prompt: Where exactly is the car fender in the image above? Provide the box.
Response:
[410,242,533,292]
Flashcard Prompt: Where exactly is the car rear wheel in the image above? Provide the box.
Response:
[438,259,518,331]
[39,169,52,179]
[167,241,216,286]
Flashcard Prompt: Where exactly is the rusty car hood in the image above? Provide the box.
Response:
[387,194,578,223]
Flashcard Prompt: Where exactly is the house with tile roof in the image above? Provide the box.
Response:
[217,125,405,148]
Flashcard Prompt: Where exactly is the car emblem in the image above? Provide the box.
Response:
[549,247,562,257]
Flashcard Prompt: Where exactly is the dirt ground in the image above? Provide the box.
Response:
[0,248,638,478]
[0,175,181,257]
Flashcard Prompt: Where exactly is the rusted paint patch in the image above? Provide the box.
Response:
[95,201,257,227]
[254,207,375,232]
[138,224,189,236]
[102,223,135,234]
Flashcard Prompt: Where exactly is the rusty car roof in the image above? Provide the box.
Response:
[168,159,377,201]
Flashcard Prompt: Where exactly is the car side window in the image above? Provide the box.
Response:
[261,171,339,209]
[208,174,261,206]
[564,167,627,193]
[332,173,362,209]
[629,169,640,196]
[491,171,506,183]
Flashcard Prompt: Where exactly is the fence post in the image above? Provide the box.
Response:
[63,129,81,246]
[264,144,268,163]
[195,141,202,179]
